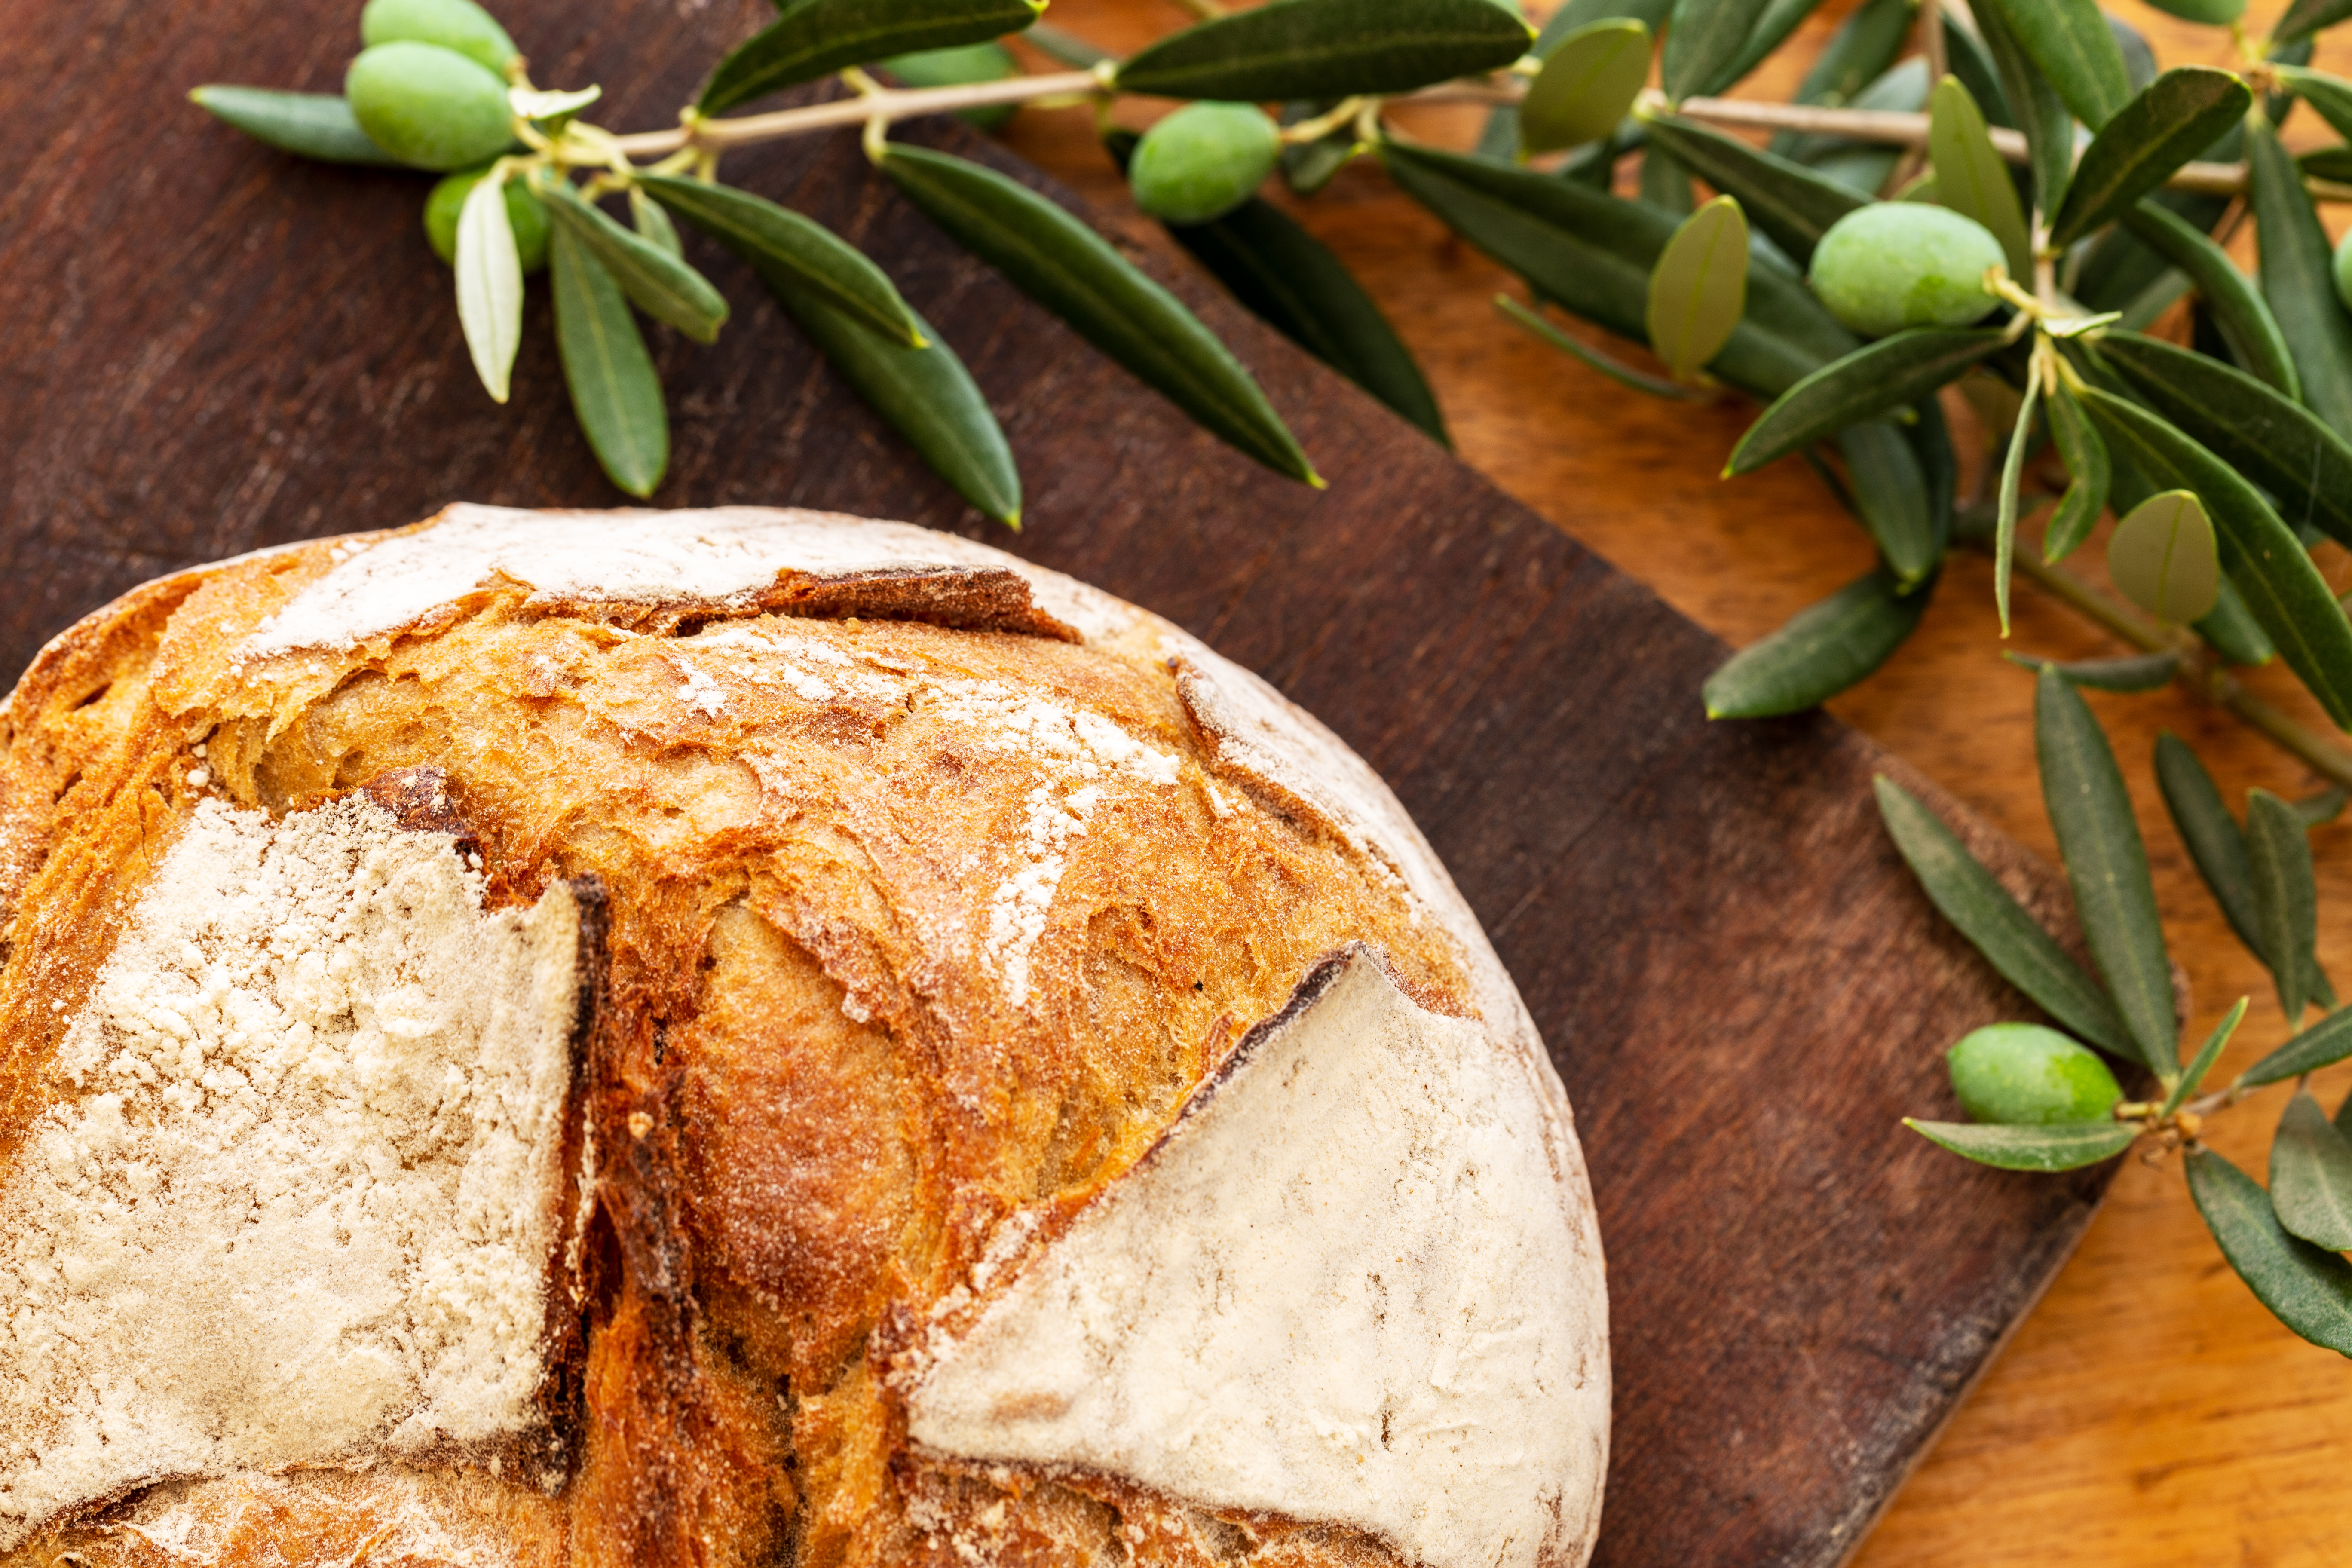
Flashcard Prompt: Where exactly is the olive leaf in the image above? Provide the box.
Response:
[1281,101,1359,193]
[2049,68,2253,249]
[1974,0,2130,129]
[1939,10,2014,131]
[1534,0,1674,53]
[2243,1007,2352,1087]
[2095,333,2352,550]
[2163,998,2248,1118]
[628,188,683,258]
[700,0,1044,115]
[1645,196,1747,382]
[1496,295,1702,401]
[1904,1119,2138,1172]
[1702,569,1930,718]
[2276,0,2352,46]
[1769,0,1913,150]
[1705,0,1829,96]
[880,144,1316,484]
[1875,775,2137,1056]
[2302,789,2349,827]
[2037,665,2177,1073]
[2007,651,2179,692]
[1971,0,2074,213]
[1521,20,1652,154]
[2188,1147,2352,1355]
[2107,490,2221,625]
[1926,75,2030,282]
[2249,788,2321,1020]
[2076,387,2352,729]
[1162,196,1449,446]
[1661,0,1770,103]
[1994,372,2040,637]
[2041,381,2110,564]
[2139,0,2244,19]
[2199,579,2279,668]
[764,268,1021,527]
[536,179,729,343]
[2272,1091,2352,1253]
[1635,114,1862,266]
[1113,0,1533,101]
[1727,328,2002,475]
[549,226,668,499]
[454,166,523,404]
[2157,732,2270,967]
[2117,203,2297,401]
[1838,421,1938,586]
[188,86,399,165]
[2250,120,2352,447]
[1640,145,1696,217]
[637,174,922,347]
[2273,62,2352,144]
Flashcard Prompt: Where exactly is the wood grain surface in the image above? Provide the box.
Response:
[0,0,2337,1563]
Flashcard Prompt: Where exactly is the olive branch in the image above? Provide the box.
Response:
[191,0,2352,1369]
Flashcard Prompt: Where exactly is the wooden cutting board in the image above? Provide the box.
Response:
[0,2,2121,1562]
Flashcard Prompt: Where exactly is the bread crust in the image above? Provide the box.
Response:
[0,507,1605,1568]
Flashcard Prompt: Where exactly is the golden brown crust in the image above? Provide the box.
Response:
[0,521,1461,1568]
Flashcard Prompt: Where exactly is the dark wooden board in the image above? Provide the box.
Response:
[0,3,2117,1563]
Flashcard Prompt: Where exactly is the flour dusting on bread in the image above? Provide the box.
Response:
[0,798,581,1549]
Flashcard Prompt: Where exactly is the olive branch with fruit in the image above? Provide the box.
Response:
[194,0,2352,1368]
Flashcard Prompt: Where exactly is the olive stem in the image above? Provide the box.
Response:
[608,69,1107,157]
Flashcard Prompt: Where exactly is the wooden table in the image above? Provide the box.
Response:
[1008,1,2352,1561]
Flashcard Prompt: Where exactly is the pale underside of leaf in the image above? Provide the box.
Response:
[456,167,523,404]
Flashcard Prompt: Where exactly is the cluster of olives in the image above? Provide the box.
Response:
[343,0,522,170]
[1128,102,1285,226]
[1808,203,2008,340]
[1945,1023,2124,1126]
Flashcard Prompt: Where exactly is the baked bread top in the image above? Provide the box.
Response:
[0,505,1608,1568]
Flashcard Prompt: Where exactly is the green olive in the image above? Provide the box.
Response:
[346,41,514,172]
[879,42,1020,132]
[1945,1023,2123,1126]
[423,167,549,273]
[360,0,518,76]
[2333,225,2352,315]
[1807,203,2007,338]
[1128,102,1281,226]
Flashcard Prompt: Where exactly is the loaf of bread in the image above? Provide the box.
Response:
[0,505,1608,1568]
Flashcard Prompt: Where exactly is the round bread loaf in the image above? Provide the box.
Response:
[0,506,1608,1568]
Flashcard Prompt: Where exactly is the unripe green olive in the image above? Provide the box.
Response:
[2333,225,2352,315]
[423,167,549,273]
[879,43,1019,132]
[1129,102,1281,226]
[1945,1023,2122,1125]
[361,0,518,75]
[1808,203,2007,338]
[346,41,514,172]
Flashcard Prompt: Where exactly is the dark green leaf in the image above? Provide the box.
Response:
[2116,204,2297,400]
[1704,0,1827,96]
[2274,62,2352,144]
[1995,373,2040,635]
[1521,19,1652,153]
[2250,120,2352,447]
[1728,328,2001,475]
[2272,1091,2352,1251]
[881,144,1315,484]
[1495,295,1701,400]
[638,174,920,347]
[1940,10,2013,130]
[2037,665,2176,1072]
[2140,0,2244,18]
[1838,420,1937,585]
[2156,732,2269,968]
[2108,12,2158,95]
[1972,0,2075,213]
[188,86,399,165]
[1928,74,2031,281]
[1636,113,1863,265]
[699,0,1044,115]
[2198,577,2279,666]
[1976,0,2131,129]
[2008,650,2179,692]
[1113,0,1532,101]
[2164,997,2248,1116]
[2076,387,2352,727]
[2302,144,2352,182]
[1782,57,1926,190]
[1661,0,1769,101]
[2042,380,2110,563]
[1639,144,1696,216]
[2300,788,2349,826]
[2250,787,2321,1019]
[1703,570,1928,717]
[1905,1118,2136,1172]
[535,179,730,343]
[549,227,668,499]
[2277,0,2352,46]
[763,265,1019,525]
[1767,0,1909,148]
[2189,1146,2352,1354]
[1534,0,1674,53]
[2050,68,2253,248]
[1281,99,1359,193]
[2245,1005,2352,1086]
[1164,195,1449,445]
[1912,392,1956,556]
[1875,775,2136,1055]
[628,188,683,257]
[2107,489,2221,624]
[1022,22,1113,68]
[1382,141,1856,399]
[1646,195,1747,380]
